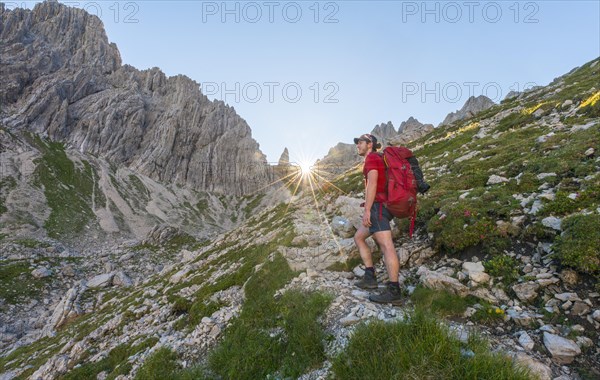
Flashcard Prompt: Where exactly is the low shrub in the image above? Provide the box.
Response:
[484,255,520,286]
[427,202,510,255]
[554,214,600,273]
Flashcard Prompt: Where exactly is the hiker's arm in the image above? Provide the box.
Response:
[362,169,378,227]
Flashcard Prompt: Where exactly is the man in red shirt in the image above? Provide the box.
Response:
[353,133,402,305]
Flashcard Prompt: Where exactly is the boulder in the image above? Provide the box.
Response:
[113,271,133,287]
[41,282,86,337]
[487,175,509,185]
[555,292,581,302]
[87,273,115,288]
[541,216,562,231]
[518,331,534,350]
[334,196,363,230]
[462,261,490,283]
[331,216,356,238]
[397,245,436,267]
[513,353,552,380]
[417,266,468,297]
[32,267,52,279]
[543,332,581,364]
[512,282,540,302]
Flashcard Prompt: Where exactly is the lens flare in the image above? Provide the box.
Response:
[299,161,313,176]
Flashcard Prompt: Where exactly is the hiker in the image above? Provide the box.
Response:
[353,133,403,305]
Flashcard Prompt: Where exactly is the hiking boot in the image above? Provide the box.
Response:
[354,270,378,289]
[369,282,404,305]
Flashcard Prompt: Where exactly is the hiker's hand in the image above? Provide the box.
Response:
[362,210,372,227]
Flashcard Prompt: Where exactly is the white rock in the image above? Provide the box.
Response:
[334,196,363,230]
[352,266,365,277]
[592,310,600,322]
[113,271,133,287]
[32,267,52,278]
[469,288,498,303]
[543,332,581,364]
[576,336,593,348]
[340,314,361,326]
[455,151,479,163]
[513,353,552,380]
[87,273,114,288]
[585,147,595,157]
[555,292,581,302]
[462,261,490,283]
[181,249,195,262]
[518,331,535,350]
[464,307,477,318]
[541,216,562,231]
[512,282,540,302]
[506,308,536,327]
[306,268,319,278]
[417,266,468,297]
[571,301,591,316]
[331,215,355,238]
[170,268,190,284]
[533,108,545,118]
[536,132,554,143]
[487,175,509,185]
[536,173,557,180]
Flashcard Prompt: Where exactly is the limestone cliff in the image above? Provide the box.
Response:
[0,1,272,196]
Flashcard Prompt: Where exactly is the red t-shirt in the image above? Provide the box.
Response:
[363,153,387,203]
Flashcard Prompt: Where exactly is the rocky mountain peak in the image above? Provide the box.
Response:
[389,117,434,146]
[0,1,272,196]
[370,121,397,145]
[278,147,290,165]
[399,116,428,133]
[439,95,495,127]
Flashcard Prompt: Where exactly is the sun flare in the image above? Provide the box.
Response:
[299,161,313,176]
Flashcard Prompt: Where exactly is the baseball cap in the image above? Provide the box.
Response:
[353,133,378,145]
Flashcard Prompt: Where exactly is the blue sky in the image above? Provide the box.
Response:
[12,1,600,164]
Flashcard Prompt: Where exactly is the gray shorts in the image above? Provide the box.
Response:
[369,202,393,234]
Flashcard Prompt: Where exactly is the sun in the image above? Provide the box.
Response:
[299,160,313,176]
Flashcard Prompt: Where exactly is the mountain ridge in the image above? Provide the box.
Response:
[1,1,272,197]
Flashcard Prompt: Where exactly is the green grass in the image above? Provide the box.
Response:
[554,214,600,273]
[60,337,158,380]
[327,252,382,272]
[0,335,63,377]
[12,238,52,249]
[426,198,511,255]
[0,260,50,305]
[331,310,533,380]
[133,347,181,380]
[547,58,599,104]
[26,133,103,238]
[410,286,471,318]
[243,193,265,218]
[207,253,332,379]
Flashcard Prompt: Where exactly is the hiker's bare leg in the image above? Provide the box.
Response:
[373,230,399,282]
[354,225,373,268]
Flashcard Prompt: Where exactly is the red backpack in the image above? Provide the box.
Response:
[380,146,418,237]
